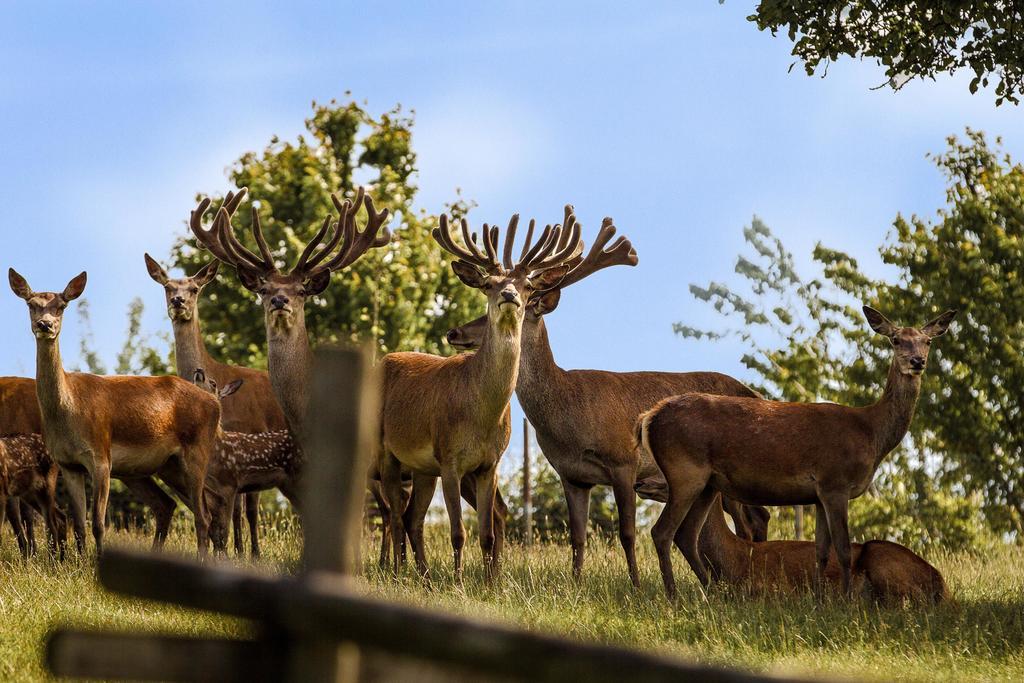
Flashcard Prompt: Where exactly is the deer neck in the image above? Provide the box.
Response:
[266,314,313,443]
[468,308,523,423]
[516,316,568,422]
[34,337,74,417]
[867,360,922,461]
[697,499,751,582]
[171,314,215,381]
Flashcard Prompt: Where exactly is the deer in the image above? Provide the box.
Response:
[0,434,66,557]
[694,493,947,603]
[379,209,583,582]
[0,375,186,550]
[8,270,222,556]
[145,232,288,558]
[638,306,957,599]
[191,369,302,554]
[445,209,764,587]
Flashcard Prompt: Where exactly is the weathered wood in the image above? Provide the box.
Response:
[96,548,810,683]
[294,346,380,682]
[46,630,285,682]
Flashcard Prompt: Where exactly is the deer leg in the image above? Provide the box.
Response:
[813,503,833,599]
[23,500,38,556]
[231,494,244,557]
[406,473,437,580]
[122,478,176,549]
[176,448,211,558]
[5,498,29,558]
[609,466,641,589]
[561,479,591,582]
[673,486,717,588]
[380,453,407,575]
[368,479,391,570]
[820,493,852,596]
[245,492,260,559]
[206,488,233,556]
[492,487,508,568]
[440,465,466,584]
[62,468,88,555]
[91,460,111,557]
[651,473,706,601]
[475,463,499,582]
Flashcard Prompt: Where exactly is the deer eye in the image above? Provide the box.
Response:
[189,286,199,294]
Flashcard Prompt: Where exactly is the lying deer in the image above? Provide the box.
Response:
[9,270,221,556]
[696,493,947,603]
[146,242,288,558]
[447,209,763,587]
[639,306,956,599]
[379,210,581,581]
[0,434,66,557]
[192,370,302,554]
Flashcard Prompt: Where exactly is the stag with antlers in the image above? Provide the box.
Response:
[378,209,581,581]
[446,209,763,587]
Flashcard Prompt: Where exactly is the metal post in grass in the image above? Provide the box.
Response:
[523,417,533,547]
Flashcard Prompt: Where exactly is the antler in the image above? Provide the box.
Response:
[298,187,392,278]
[189,189,262,272]
[548,214,638,291]
[434,206,582,277]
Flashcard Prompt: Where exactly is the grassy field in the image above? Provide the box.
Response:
[1,521,1022,682]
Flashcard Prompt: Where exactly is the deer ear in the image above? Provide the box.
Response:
[305,270,332,296]
[62,272,87,301]
[144,254,169,285]
[451,261,488,289]
[220,379,244,398]
[193,261,219,287]
[237,268,262,293]
[922,309,957,338]
[863,306,897,337]
[531,288,561,316]
[528,263,572,292]
[8,269,32,300]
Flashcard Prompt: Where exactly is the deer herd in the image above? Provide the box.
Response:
[0,186,955,605]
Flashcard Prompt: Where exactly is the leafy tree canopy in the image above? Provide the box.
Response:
[679,130,1022,545]
[745,1,1024,105]
[163,97,485,368]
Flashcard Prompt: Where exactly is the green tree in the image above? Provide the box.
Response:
[168,98,485,368]
[678,130,1020,546]
[115,298,171,376]
[745,1,1024,105]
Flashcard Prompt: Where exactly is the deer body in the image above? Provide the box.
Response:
[697,495,947,603]
[10,270,220,556]
[146,254,287,557]
[0,434,65,557]
[641,306,956,599]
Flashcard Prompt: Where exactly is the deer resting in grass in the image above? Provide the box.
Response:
[379,209,582,581]
[639,306,956,599]
[192,370,302,554]
[696,493,947,603]
[446,209,763,587]
[146,235,288,557]
[0,434,66,557]
[9,270,221,556]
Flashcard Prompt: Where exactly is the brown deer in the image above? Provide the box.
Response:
[0,375,187,550]
[145,235,288,558]
[0,434,66,557]
[446,210,762,587]
[639,306,956,599]
[192,370,302,554]
[8,270,222,556]
[379,210,582,581]
[695,493,947,603]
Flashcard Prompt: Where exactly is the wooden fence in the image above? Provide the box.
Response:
[44,347,817,683]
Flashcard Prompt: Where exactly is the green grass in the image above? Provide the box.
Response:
[2,522,1022,682]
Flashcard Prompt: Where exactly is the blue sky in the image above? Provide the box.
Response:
[2,2,1022,456]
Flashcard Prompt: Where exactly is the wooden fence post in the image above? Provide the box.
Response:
[291,345,379,683]
[523,418,533,547]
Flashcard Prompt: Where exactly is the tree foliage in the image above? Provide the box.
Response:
[746,1,1024,105]
[166,98,485,367]
[678,130,1021,545]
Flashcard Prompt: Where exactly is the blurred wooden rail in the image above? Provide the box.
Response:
[44,347,819,683]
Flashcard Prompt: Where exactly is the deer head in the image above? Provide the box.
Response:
[445,207,637,350]
[434,206,584,335]
[863,306,957,376]
[189,186,392,334]
[145,255,219,323]
[8,270,87,341]
[192,369,243,400]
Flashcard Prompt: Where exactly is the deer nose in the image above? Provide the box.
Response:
[170,296,185,307]
[500,290,519,305]
[270,295,290,310]
[911,356,926,368]
[446,329,460,344]
[35,320,53,332]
